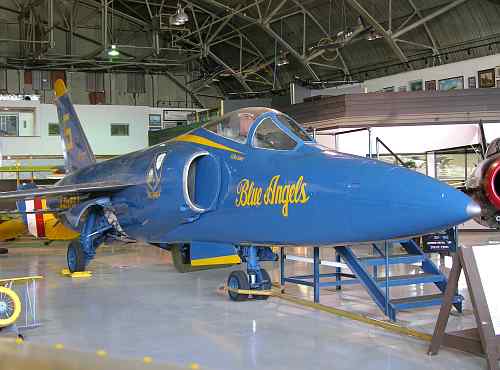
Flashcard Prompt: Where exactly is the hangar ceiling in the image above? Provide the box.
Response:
[0,0,500,97]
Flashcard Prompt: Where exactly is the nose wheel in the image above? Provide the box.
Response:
[227,271,250,301]
[67,239,87,273]
[66,207,112,273]
[227,246,273,301]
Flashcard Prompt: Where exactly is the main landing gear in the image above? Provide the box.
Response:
[67,208,112,273]
[227,246,274,302]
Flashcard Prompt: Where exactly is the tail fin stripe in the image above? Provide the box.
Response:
[33,197,46,238]
[25,200,37,237]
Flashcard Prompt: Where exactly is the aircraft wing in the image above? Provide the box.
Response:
[0,181,135,201]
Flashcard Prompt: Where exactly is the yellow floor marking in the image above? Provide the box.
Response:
[96,349,107,357]
[60,269,92,278]
[272,286,433,342]
[143,356,153,364]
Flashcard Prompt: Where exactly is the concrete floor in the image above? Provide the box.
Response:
[0,232,496,370]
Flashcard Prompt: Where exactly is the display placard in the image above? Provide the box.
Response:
[472,245,500,335]
[429,245,500,370]
[421,228,457,253]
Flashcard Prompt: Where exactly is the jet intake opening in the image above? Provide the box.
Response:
[184,152,220,212]
[484,159,500,209]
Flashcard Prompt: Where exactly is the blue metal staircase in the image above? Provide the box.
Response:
[335,240,463,321]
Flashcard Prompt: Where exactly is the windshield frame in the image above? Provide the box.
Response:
[249,113,299,152]
[276,114,313,142]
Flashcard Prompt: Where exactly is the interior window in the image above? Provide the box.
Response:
[278,114,313,142]
[252,118,297,150]
[204,112,255,143]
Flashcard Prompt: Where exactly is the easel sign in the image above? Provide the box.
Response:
[429,245,500,370]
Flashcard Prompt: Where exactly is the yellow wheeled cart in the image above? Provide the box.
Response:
[0,276,43,338]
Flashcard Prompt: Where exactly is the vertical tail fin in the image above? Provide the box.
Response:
[54,79,96,173]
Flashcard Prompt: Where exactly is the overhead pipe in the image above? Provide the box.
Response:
[48,0,55,48]
[101,0,108,48]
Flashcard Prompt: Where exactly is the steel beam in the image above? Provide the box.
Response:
[163,70,206,108]
[180,1,267,60]
[207,50,252,92]
[288,0,349,76]
[393,0,469,39]
[346,0,408,64]
[206,4,242,45]
[263,0,288,24]
[78,0,148,27]
[195,0,324,81]
[48,0,55,48]
[264,24,319,81]
[406,0,439,54]
[190,5,205,47]
[395,38,434,51]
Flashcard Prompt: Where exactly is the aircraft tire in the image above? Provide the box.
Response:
[0,287,21,328]
[255,269,272,300]
[227,270,249,302]
[67,239,86,273]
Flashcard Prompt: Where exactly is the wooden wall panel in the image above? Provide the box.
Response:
[278,89,500,129]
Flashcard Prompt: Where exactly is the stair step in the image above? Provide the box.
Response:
[391,294,462,310]
[359,254,425,266]
[376,273,445,287]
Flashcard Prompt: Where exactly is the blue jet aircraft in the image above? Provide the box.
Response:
[0,80,480,301]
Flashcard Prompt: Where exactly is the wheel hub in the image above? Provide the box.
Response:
[0,301,7,314]
[228,276,239,290]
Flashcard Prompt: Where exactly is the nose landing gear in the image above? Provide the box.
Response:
[227,246,275,301]
[67,208,112,273]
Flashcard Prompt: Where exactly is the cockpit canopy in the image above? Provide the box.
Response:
[203,107,312,150]
[486,138,500,158]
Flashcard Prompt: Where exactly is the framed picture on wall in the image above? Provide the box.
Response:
[438,76,464,91]
[409,80,423,91]
[478,68,496,88]
[149,114,162,130]
[468,76,477,89]
[425,80,436,91]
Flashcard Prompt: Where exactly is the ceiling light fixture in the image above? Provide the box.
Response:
[171,2,189,26]
[107,44,120,57]
[366,30,382,41]
[276,52,289,67]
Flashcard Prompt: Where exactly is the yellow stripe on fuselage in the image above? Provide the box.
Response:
[191,255,241,266]
[175,134,242,154]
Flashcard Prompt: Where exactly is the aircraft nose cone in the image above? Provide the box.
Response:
[466,201,481,218]
[321,156,481,241]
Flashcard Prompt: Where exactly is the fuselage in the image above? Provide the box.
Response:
[57,109,478,246]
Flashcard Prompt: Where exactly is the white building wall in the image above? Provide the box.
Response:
[0,102,149,157]
[293,54,500,103]
[364,54,500,92]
